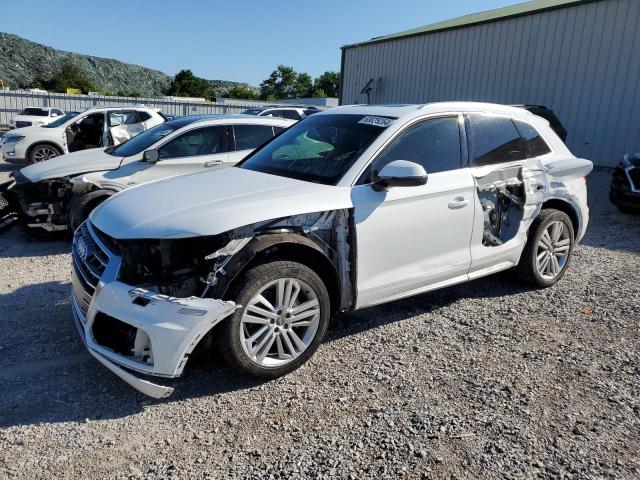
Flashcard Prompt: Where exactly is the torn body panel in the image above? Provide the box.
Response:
[469,157,592,277]
[203,209,356,311]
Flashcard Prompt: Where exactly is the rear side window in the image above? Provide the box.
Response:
[372,116,462,175]
[466,114,526,166]
[280,110,301,120]
[513,120,551,158]
[137,111,152,122]
[233,124,275,151]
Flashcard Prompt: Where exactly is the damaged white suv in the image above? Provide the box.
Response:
[72,103,592,398]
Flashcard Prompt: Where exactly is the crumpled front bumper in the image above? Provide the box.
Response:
[72,285,237,398]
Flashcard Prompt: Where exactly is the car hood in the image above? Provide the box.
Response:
[21,148,123,182]
[13,115,54,124]
[91,167,353,239]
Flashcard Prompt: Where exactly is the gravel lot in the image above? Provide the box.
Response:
[0,162,638,479]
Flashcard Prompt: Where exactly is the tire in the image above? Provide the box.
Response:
[516,208,575,288]
[28,144,62,165]
[218,260,331,379]
[68,190,112,231]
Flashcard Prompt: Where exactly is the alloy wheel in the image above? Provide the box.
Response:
[240,277,321,367]
[535,220,571,280]
[33,147,59,162]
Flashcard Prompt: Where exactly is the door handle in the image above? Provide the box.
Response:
[203,159,223,168]
[448,197,469,209]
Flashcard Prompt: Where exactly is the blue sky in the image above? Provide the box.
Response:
[1,0,521,86]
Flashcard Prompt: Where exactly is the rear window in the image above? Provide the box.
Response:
[20,108,49,116]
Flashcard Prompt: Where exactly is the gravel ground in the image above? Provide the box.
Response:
[0,162,638,479]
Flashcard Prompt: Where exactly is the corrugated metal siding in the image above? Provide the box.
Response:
[341,0,640,166]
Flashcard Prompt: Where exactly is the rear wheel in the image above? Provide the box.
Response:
[28,144,61,164]
[517,209,575,288]
[218,260,330,378]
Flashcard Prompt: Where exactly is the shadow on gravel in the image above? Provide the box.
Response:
[0,271,528,429]
[0,163,17,173]
[0,225,70,258]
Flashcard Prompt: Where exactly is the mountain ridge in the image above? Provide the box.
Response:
[0,32,253,97]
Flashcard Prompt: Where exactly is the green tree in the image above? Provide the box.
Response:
[295,72,314,98]
[35,61,96,94]
[167,69,214,99]
[314,71,340,98]
[259,65,299,100]
[225,85,259,100]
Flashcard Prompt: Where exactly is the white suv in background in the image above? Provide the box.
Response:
[1,106,165,164]
[8,106,65,129]
[3,115,294,231]
[71,102,592,398]
[242,105,321,120]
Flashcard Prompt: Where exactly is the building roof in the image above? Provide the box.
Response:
[342,0,595,49]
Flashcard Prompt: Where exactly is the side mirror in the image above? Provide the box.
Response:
[143,149,160,163]
[372,160,428,191]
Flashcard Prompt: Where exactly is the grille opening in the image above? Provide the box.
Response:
[92,313,137,357]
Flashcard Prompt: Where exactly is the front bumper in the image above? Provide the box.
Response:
[71,222,237,398]
[1,141,27,163]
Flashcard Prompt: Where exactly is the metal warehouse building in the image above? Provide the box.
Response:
[340,0,640,167]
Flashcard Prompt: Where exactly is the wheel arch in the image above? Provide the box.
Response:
[220,235,343,314]
[26,141,64,160]
[540,198,579,238]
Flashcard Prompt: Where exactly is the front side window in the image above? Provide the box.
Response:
[513,120,551,158]
[233,125,276,151]
[466,114,526,166]
[158,126,223,159]
[371,116,462,176]
[239,114,393,185]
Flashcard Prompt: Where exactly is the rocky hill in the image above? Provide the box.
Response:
[0,32,253,97]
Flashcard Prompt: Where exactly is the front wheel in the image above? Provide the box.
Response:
[517,209,575,288]
[218,260,330,378]
[28,144,61,164]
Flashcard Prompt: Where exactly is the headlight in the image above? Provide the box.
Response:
[3,136,25,144]
[33,121,45,126]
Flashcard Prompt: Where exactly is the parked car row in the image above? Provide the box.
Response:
[1,102,593,399]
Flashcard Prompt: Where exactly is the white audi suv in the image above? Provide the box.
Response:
[71,102,592,397]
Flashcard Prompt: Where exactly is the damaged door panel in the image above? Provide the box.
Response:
[469,157,592,277]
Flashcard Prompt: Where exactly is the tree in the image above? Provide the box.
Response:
[35,61,96,94]
[259,65,299,100]
[167,69,214,99]
[295,72,314,98]
[314,71,340,98]
[225,85,259,100]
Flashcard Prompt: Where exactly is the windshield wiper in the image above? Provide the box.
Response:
[104,146,117,155]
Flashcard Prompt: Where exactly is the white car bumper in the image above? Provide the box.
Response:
[71,223,237,398]
[1,139,28,163]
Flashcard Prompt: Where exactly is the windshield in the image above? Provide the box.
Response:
[239,114,394,185]
[43,111,81,128]
[242,108,263,115]
[110,123,180,157]
[20,108,49,116]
